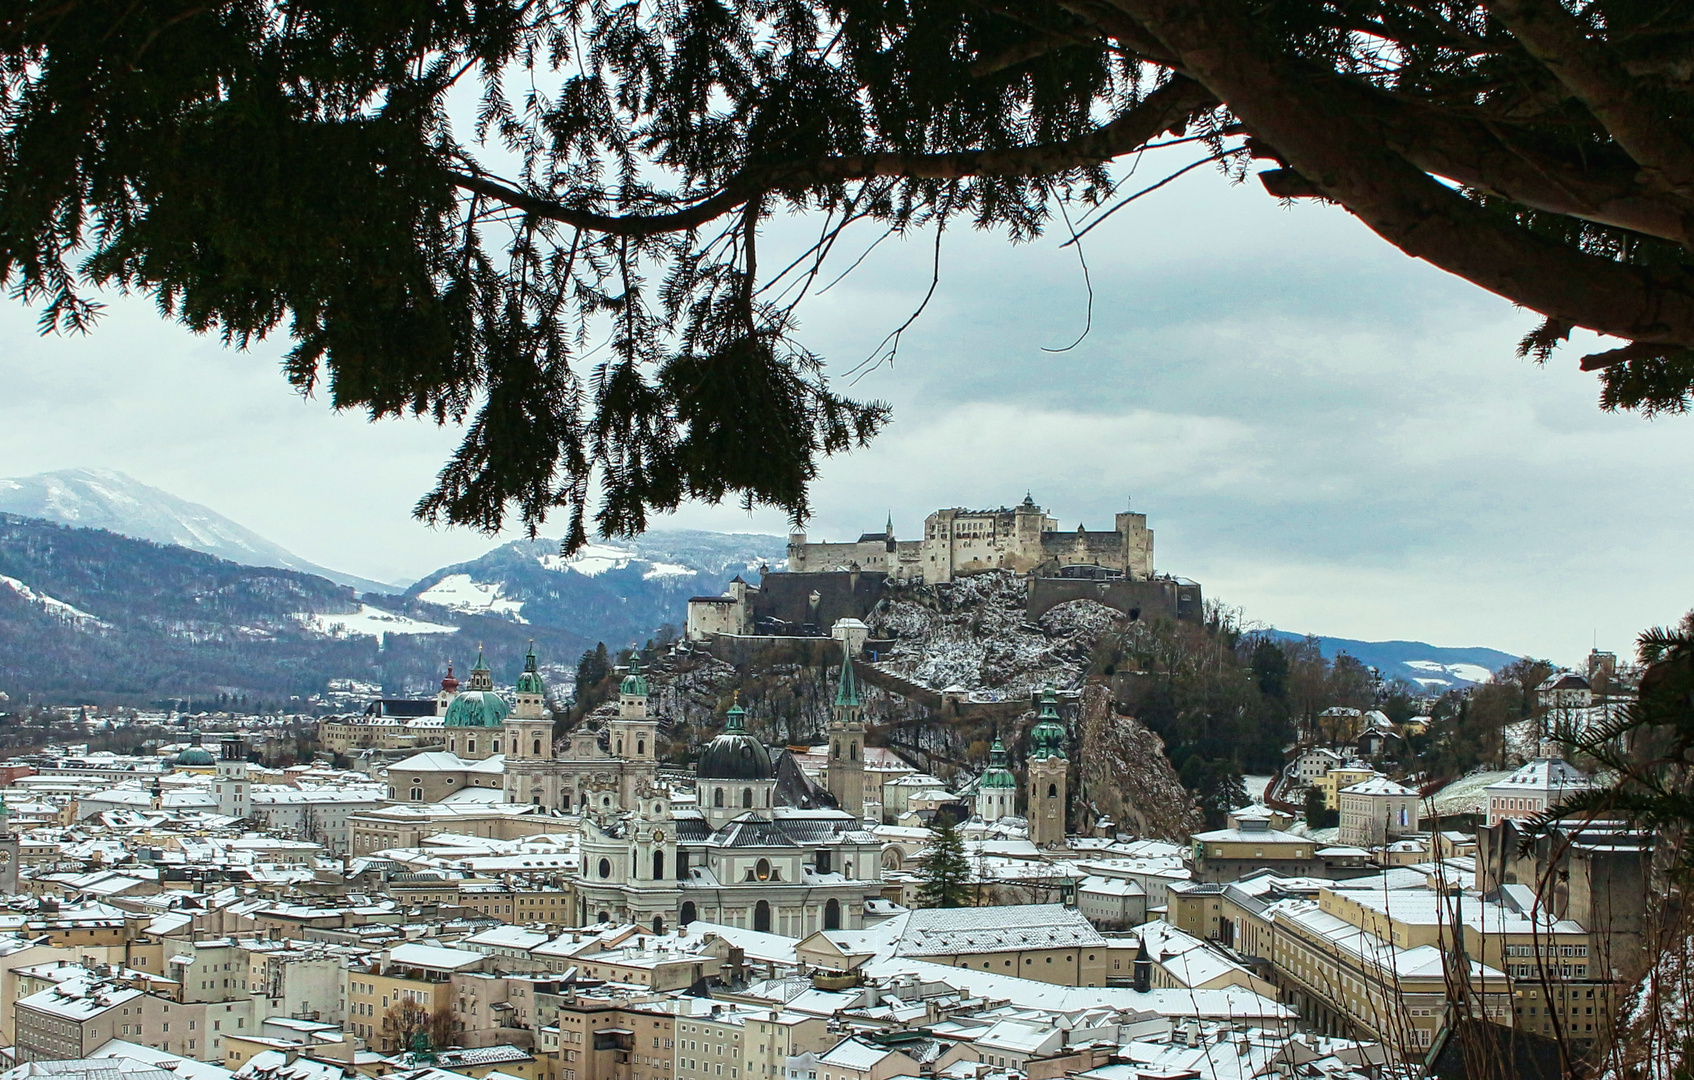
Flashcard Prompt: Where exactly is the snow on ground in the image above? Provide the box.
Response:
[870,573,1118,694]
[1242,775,1273,804]
[0,574,110,629]
[642,561,694,579]
[537,542,637,576]
[1446,663,1493,683]
[417,573,527,621]
[293,604,457,638]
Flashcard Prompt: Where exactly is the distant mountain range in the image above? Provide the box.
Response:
[0,513,587,706]
[406,533,786,648]
[1264,630,1520,691]
[0,467,1529,704]
[0,468,398,593]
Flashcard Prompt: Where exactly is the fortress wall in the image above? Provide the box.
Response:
[748,570,888,630]
[1025,577,1203,624]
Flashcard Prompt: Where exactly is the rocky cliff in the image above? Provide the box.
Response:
[1074,682,1203,841]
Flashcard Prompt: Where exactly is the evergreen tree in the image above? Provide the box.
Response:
[7,0,1693,541]
[915,816,973,909]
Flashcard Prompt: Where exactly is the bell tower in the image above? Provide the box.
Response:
[504,644,557,804]
[828,643,866,818]
[215,735,249,820]
[1026,685,1069,847]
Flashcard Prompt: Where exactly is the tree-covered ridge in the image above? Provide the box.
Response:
[6,0,1693,546]
[0,514,585,705]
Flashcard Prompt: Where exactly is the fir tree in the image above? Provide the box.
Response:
[915,816,973,909]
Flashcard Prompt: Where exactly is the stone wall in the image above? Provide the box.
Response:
[1025,576,1202,623]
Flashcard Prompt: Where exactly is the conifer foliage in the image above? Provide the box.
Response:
[6,0,1694,546]
[915,815,973,909]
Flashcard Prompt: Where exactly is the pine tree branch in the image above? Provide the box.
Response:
[447,78,1216,236]
[1485,0,1694,198]
[1108,0,1694,349]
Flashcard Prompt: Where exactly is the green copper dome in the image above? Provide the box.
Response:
[1028,685,1068,760]
[979,737,1017,789]
[444,690,511,728]
[516,645,547,695]
[620,657,648,697]
[175,746,216,767]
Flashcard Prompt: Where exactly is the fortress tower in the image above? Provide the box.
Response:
[1026,685,1069,847]
[828,645,866,818]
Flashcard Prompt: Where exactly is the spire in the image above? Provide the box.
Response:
[441,662,459,693]
[524,642,538,672]
[725,692,747,734]
[472,645,489,672]
[834,642,861,709]
[886,511,894,537]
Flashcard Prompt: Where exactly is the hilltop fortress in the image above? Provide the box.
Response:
[787,493,1154,583]
[688,494,1200,640]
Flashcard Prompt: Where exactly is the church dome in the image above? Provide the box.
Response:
[620,657,648,697]
[1028,685,1068,760]
[980,738,1017,788]
[698,702,772,781]
[175,746,215,767]
[516,645,547,695]
[444,691,511,728]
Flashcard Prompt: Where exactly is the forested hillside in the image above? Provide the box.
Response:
[0,515,584,706]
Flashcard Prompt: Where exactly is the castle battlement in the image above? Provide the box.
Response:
[785,493,1153,584]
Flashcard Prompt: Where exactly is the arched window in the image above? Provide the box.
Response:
[598,911,610,923]
[533,739,542,756]
[714,788,724,808]
[742,788,753,808]
[653,850,665,880]
[410,787,423,801]
[824,899,841,930]
[850,741,858,761]
[832,741,841,760]
[844,860,853,878]
[755,858,772,881]
[638,739,645,756]
[598,858,612,879]
[754,900,771,932]
[617,739,624,755]
[1048,783,1058,798]
[680,901,697,925]
[652,916,665,935]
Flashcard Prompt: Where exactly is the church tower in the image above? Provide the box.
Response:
[1026,685,1069,847]
[828,643,866,818]
[215,734,249,820]
[607,658,659,763]
[0,792,18,894]
[504,645,556,803]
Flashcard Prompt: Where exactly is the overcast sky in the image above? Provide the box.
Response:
[2,149,1688,666]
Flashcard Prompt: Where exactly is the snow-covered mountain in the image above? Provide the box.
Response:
[407,532,788,647]
[0,468,396,593]
[1265,630,1518,691]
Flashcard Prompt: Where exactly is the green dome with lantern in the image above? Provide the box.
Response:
[620,656,648,697]
[516,644,547,695]
[445,648,511,728]
[979,737,1017,789]
[1027,684,1068,760]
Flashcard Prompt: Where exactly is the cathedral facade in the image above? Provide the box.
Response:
[573,651,887,938]
[501,658,659,813]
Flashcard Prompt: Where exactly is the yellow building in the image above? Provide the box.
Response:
[1311,767,1377,811]
[346,943,486,1052]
